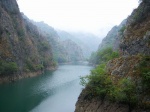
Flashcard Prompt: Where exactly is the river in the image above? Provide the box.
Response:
[0,64,92,112]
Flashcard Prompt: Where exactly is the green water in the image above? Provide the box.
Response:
[0,64,92,112]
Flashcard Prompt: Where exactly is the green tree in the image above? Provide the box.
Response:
[0,60,18,75]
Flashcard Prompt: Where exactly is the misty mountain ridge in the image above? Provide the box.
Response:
[57,30,101,59]
[29,21,84,63]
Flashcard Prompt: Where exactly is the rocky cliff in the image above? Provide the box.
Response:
[120,0,150,56]
[75,0,150,111]
[0,0,55,83]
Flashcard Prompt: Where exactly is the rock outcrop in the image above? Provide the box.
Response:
[120,0,150,56]
[75,87,145,112]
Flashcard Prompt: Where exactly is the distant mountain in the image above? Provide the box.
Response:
[61,39,83,62]
[57,30,101,59]
[31,22,84,63]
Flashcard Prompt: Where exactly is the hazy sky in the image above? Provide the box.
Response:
[17,0,138,37]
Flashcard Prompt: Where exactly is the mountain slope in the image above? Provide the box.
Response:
[32,22,84,63]
[75,0,150,111]
[0,0,55,83]
[57,30,101,59]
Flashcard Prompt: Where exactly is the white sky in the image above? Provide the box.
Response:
[17,0,139,37]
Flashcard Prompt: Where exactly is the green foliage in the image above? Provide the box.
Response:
[139,56,150,91]
[25,59,34,71]
[40,42,50,51]
[137,56,150,109]
[87,47,120,96]
[35,64,44,70]
[84,53,150,109]
[82,55,150,109]
[89,47,119,65]
[0,60,18,75]
[112,78,137,106]
[133,7,143,23]
[89,52,97,64]
[81,65,138,107]
[96,47,119,64]
[81,64,112,98]
[119,26,126,34]
[25,59,44,72]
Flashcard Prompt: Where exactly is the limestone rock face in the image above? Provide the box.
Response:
[120,0,150,56]
[106,56,141,77]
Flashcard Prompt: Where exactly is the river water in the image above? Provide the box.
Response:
[0,64,92,112]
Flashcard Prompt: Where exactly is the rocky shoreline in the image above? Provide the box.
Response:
[0,66,56,84]
[75,88,149,112]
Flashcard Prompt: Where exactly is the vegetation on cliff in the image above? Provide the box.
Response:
[0,0,55,80]
[0,60,18,76]
[80,0,150,111]
[89,47,119,65]
[82,54,150,110]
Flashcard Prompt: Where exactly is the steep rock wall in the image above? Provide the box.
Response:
[75,1,150,111]
[75,56,150,112]
[120,0,150,55]
[0,0,55,83]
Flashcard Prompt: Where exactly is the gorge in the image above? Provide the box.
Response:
[0,0,150,112]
